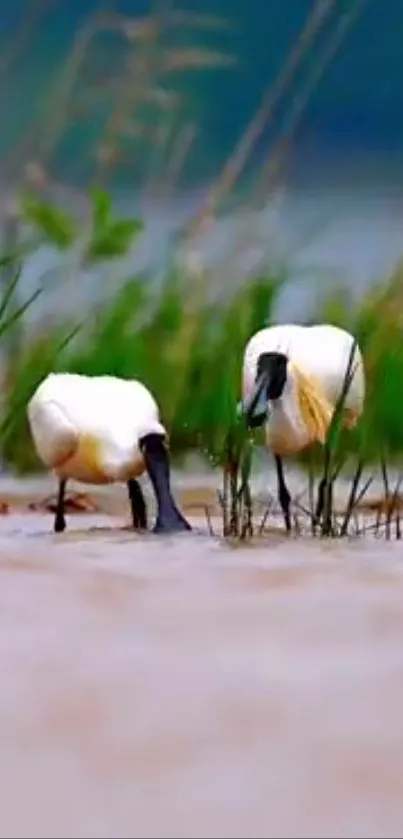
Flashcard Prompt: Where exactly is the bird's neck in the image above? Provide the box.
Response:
[266,375,311,454]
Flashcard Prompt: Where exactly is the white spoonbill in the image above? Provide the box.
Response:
[239,323,365,531]
[27,372,191,534]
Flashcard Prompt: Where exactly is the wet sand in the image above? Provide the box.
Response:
[1,478,403,838]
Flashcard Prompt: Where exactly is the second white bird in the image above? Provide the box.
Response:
[239,323,365,531]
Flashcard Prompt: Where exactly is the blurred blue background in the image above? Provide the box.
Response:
[2,0,403,309]
[2,1,403,173]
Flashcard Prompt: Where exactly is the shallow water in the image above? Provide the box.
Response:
[1,478,403,838]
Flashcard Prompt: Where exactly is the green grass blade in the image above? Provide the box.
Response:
[0,287,42,341]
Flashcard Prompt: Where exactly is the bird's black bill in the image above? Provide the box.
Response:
[238,372,269,429]
[140,433,192,534]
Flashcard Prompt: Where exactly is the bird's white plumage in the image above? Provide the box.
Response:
[242,324,365,454]
[27,373,166,484]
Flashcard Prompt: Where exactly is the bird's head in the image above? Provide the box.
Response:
[238,351,288,429]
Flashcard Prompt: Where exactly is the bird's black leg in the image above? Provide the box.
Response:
[315,477,325,527]
[54,478,67,533]
[275,455,292,533]
[127,478,147,530]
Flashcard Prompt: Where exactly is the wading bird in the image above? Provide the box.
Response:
[239,324,365,532]
[27,372,192,535]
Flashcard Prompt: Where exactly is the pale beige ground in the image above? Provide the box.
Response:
[0,478,403,838]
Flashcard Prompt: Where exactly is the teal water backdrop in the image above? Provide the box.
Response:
[1,0,403,184]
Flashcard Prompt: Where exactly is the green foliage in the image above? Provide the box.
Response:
[83,188,143,264]
[17,187,143,266]
[1,323,81,472]
[0,256,42,366]
[19,191,78,250]
[310,265,403,465]
[0,274,42,342]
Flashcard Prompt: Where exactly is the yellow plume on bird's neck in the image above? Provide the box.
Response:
[289,362,334,445]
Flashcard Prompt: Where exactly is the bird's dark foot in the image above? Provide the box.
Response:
[283,515,292,534]
[54,515,66,533]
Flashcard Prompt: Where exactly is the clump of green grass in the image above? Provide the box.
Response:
[296,262,403,474]
[1,317,82,472]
